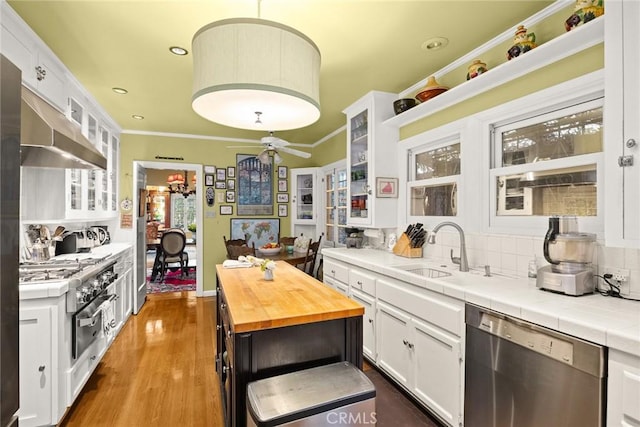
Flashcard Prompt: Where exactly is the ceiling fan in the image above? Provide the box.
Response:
[228,132,311,164]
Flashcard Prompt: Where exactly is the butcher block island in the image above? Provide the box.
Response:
[215,261,364,427]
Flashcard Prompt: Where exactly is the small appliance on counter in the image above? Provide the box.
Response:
[345,227,364,249]
[55,230,95,255]
[536,216,596,296]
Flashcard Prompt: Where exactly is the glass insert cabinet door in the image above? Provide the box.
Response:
[294,171,314,222]
[325,167,348,246]
[348,109,370,222]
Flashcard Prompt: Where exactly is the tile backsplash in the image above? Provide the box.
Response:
[422,230,640,298]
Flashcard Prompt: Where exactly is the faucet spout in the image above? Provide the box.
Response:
[428,221,469,272]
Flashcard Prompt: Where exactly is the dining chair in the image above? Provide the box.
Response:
[302,235,322,277]
[158,228,189,281]
[227,243,256,260]
[278,236,297,246]
[224,236,247,259]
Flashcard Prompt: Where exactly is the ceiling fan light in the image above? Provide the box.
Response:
[191,18,321,131]
[257,150,270,164]
[273,152,282,164]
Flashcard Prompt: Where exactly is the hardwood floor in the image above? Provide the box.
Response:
[60,292,222,427]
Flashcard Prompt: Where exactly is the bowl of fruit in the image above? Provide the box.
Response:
[259,243,282,256]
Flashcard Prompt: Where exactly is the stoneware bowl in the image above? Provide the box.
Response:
[393,98,418,115]
[259,246,281,256]
[415,76,448,103]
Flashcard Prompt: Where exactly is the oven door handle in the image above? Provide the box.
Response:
[77,294,117,327]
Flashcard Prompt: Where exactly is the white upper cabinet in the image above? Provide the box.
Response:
[343,91,399,228]
[605,0,640,248]
[290,167,319,226]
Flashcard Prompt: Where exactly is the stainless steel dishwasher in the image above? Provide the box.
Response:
[464,304,606,427]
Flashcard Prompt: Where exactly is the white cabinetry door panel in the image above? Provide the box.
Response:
[350,288,376,361]
[608,350,640,426]
[376,300,411,388]
[19,307,53,427]
[411,317,462,427]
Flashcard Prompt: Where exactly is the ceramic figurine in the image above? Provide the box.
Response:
[466,59,488,80]
[507,25,537,60]
[565,0,604,31]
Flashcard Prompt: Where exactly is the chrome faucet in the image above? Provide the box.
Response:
[427,221,469,272]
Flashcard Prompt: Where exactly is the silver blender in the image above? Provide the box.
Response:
[536,216,596,296]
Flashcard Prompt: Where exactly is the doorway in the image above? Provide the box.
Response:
[133,161,203,299]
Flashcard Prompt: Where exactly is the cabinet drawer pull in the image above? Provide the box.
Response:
[90,355,97,361]
[357,281,362,285]
[402,339,408,346]
[38,365,45,372]
[368,319,373,324]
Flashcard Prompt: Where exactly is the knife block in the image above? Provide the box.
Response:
[392,233,423,258]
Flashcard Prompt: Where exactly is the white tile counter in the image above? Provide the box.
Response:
[322,248,640,356]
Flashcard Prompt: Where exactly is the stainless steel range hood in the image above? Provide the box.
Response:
[20,87,107,169]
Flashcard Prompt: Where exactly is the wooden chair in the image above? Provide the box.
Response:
[158,228,189,280]
[302,235,322,277]
[278,236,297,246]
[226,243,256,260]
[224,236,247,259]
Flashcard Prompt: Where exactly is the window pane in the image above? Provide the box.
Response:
[410,184,457,216]
[496,165,597,216]
[415,143,460,180]
[501,107,602,166]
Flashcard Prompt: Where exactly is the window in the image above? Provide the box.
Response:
[490,98,603,219]
[408,140,460,218]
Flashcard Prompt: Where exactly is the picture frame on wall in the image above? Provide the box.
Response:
[278,166,288,179]
[278,204,288,217]
[220,205,233,215]
[205,174,214,186]
[216,168,226,181]
[276,193,289,203]
[230,218,279,248]
[227,179,235,190]
[226,191,235,203]
[204,165,216,174]
[227,166,235,178]
[215,181,227,190]
[278,179,287,192]
[376,177,398,198]
[237,153,273,215]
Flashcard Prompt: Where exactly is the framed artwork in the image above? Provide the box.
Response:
[376,177,398,198]
[220,205,233,215]
[216,168,226,181]
[276,193,289,203]
[237,153,273,215]
[230,218,279,248]
[204,165,216,174]
[205,174,214,186]
[278,204,288,217]
[227,166,236,178]
[278,166,288,179]
[217,191,225,203]
[227,179,235,190]
[226,191,235,203]
[215,181,227,189]
[278,179,287,192]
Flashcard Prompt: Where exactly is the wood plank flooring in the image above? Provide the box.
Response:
[60,292,222,427]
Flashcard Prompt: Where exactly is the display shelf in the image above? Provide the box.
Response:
[384,16,604,129]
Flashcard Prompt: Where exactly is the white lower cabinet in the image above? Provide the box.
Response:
[376,300,412,388]
[350,289,376,361]
[608,349,640,426]
[18,306,54,427]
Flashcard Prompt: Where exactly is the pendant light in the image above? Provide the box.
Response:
[191,1,321,131]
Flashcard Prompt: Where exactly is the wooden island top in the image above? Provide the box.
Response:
[215,261,363,333]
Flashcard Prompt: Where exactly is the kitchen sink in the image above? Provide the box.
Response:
[391,264,452,278]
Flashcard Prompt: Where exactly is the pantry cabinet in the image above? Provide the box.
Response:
[605,0,640,247]
[343,91,399,228]
[322,161,348,247]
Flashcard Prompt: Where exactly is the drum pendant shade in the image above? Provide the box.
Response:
[191,18,321,131]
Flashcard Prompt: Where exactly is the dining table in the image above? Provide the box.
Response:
[255,247,308,267]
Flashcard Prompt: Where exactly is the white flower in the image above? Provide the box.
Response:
[261,259,276,271]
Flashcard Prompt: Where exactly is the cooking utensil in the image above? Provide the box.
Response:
[53,226,65,237]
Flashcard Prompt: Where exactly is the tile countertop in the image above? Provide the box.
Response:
[19,242,133,300]
[322,248,640,357]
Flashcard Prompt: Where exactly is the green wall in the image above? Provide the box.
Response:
[311,129,347,166]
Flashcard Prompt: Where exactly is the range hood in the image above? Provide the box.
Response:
[20,87,107,169]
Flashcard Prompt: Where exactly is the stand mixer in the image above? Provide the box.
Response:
[536,216,596,296]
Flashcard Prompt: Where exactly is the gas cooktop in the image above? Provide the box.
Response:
[19,254,111,284]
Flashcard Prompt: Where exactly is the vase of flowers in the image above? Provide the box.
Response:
[261,259,276,280]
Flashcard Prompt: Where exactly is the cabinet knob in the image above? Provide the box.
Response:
[402,339,408,346]
[220,303,226,309]
[357,281,362,285]
[627,138,637,148]
[407,342,414,349]
[368,319,373,324]
[90,355,97,361]
[38,365,45,372]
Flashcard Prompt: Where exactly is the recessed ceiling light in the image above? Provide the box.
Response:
[112,87,128,94]
[169,46,188,56]
[422,37,449,51]
[132,115,144,120]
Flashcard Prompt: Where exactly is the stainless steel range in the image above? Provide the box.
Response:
[19,255,118,358]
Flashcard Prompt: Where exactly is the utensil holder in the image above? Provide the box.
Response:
[392,233,423,258]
